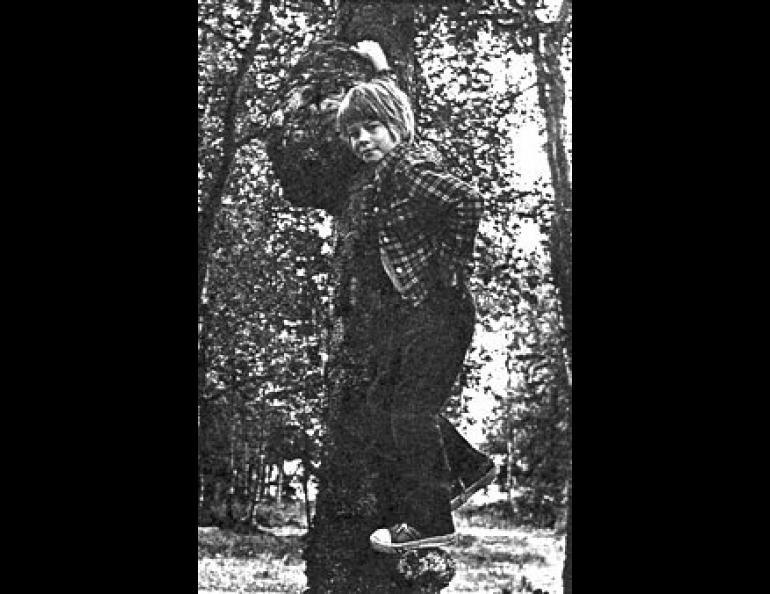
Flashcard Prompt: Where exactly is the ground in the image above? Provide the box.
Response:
[198,491,565,594]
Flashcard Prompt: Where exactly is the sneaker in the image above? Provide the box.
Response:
[450,462,498,511]
[369,523,456,554]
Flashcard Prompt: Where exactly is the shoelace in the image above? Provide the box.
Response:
[392,523,421,542]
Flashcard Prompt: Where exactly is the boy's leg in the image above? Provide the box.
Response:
[335,293,402,455]
[360,301,401,461]
[439,416,491,480]
[383,290,475,537]
[365,299,492,497]
[439,416,497,507]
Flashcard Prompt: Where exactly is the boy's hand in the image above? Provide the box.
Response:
[350,40,390,73]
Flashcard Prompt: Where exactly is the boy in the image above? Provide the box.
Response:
[338,41,496,554]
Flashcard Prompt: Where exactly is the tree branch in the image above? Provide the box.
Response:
[198,21,244,49]
[199,0,275,305]
[442,11,525,31]
[509,81,538,101]
[235,125,268,148]
[549,0,572,49]
[489,190,538,203]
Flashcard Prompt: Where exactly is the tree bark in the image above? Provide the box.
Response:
[529,3,572,592]
[562,480,572,594]
[532,4,572,360]
[301,459,312,529]
[198,301,211,521]
[258,453,267,501]
[506,435,514,502]
[276,460,285,506]
[245,459,258,529]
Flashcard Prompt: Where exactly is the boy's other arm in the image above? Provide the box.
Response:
[395,164,484,261]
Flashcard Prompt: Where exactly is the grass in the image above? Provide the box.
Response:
[197,526,304,563]
[455,499,522,530]
[198,496,565,593]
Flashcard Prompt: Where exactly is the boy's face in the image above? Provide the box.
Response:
[346,120,399,163]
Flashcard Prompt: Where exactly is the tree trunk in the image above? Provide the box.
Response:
[198,300,212,522]
[301,460,312,529]
[261,462,271,501]
[245,459,258,529]
[506,437,514,503]
[258,454,267,501]
[198,0,274,527]
[562,480,572,594]
[530,3,571,592]
[226,392,236,527]
[264,2,456,591]
[276,460,285,506]
[197,0,274,307]
[198,396,213,523]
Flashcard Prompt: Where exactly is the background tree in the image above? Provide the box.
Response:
[484,272,570,528]
[523,2,572,590]
[198,0,337,527]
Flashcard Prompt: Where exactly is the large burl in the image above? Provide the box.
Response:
[265,40,370,213]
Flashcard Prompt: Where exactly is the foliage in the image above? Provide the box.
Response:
[198,159,332,525]
[480,252,570,529]
[198,0,337,526]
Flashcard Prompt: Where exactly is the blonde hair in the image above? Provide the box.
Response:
[336,78,414,146]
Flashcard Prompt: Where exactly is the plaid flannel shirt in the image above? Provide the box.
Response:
[371,142,484,307]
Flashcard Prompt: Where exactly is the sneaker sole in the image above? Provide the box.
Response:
[450,464,498,511]
[369,529,456,555]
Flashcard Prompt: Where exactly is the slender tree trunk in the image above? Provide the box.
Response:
[532,4,572,359]
[562,478,572,594]
[198,299,211,521]
[198,397,212,522]
[276,460,284,506]
[245,459,257,529]
[226,387,236,527]
[258,453,266,501]
[506,433,514,503]
[241,418,250,506]
[301,461,312,528]
[260,460,270,500]
[198,0,274,527]
[530,3,572,592]
[197,0,273,307]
